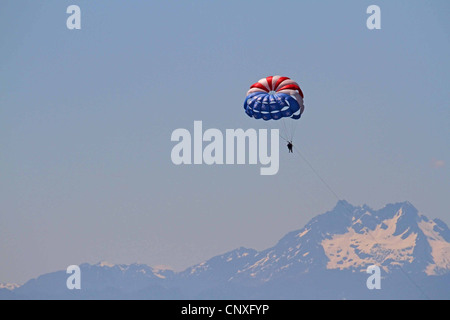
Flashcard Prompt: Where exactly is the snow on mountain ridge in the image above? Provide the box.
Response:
[7,201,449,299]
[322,208,418,272]
[183,247,258,278]
[0,283,20,290]
[185,201,449,282]
[418,219,450,275]
[97,261,115,268]
[85,202,448,283]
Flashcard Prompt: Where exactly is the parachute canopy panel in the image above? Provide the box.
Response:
[244,76,305,121]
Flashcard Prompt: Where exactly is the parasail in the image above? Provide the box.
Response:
[243,76,304,141]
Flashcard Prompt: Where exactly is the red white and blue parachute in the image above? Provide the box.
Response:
[244,76,304,121]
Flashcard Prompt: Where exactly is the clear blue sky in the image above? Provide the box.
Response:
[1,0,449,284]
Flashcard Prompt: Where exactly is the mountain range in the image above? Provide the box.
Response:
[2,200,449,299]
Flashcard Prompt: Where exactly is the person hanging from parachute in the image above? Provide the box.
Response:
[287,141,293,153]
[243,76,305,153]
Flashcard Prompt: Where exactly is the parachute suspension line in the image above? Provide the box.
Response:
[281,118,295,142]
[291,145,431,300]
[286,119,291,141]
[279,133,289,143]
[280,117,298,143]
[292,146,341,200]
[291,118,298,141]
[281,118,289,142]
[274,119,290,142]
[290,119,295,141]
[288,118,293,142]
[396,266,431,300]
[262,119,289,143]
[288,118,295,142]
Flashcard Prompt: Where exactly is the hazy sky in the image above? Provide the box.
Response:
[1,0,449,284]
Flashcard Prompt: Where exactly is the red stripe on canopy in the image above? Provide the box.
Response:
[274,77,290,90]
[250,82,269,92]
[266,76,273,91]
[277,84,304,98]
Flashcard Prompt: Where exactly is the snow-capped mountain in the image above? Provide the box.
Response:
[4,201,450,299]
[0,283,20,290]
[186,200,450,284]
[10,262,178,300]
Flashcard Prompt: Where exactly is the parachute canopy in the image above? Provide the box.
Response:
[243,76,304,121]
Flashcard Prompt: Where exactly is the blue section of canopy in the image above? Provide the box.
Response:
[244,92,301,121]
